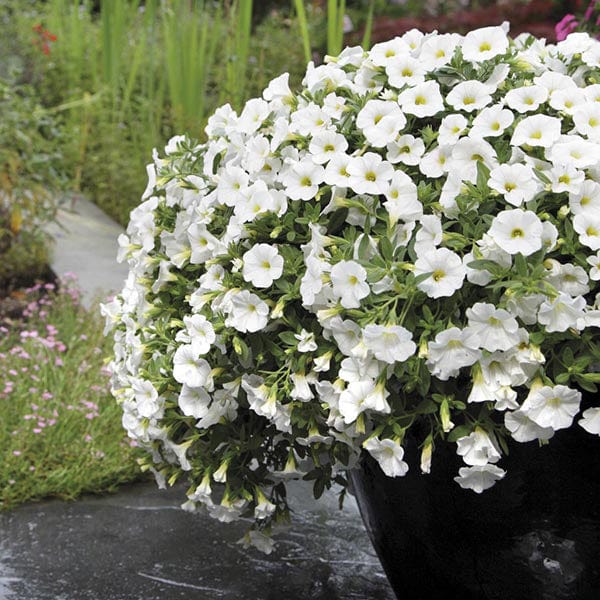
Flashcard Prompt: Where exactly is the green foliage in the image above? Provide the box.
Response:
[0,74,65,289]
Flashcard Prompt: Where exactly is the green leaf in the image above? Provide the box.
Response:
[414,398,437,414]
[466,259,500,272]
[326,208,349,235]
[447,425,472,443]
[278,331,298,346]
[476,160,491,193]
[380,235,394,262]
[514,253,528,276]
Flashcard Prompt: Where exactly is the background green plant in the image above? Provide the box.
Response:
[1,0,381,228]
[0,72,66,290]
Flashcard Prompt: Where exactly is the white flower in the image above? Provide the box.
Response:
[364,437,409,477]
[469,105,514,138]
[537,292,586,333]
[362,324,416,364]
[294,329,318,352]
[386,55,426,88]
[173,345,212,388]
[397,80,444,118]
[281,159,325,201]
[569,179,600,215]
[356,99,407,147]
[338,355,380,383]
[338,380,374,423]
[346,152,394,195]
[504,85,548,113]
[572,103,600,140]
[579,407,600,435]
[330,260,370,308]
[587,252,600,280]
[226,290,269,333]
[386,134,425,166]
[131,378,162,419]
[414,214,442,255]
[290,103,331,136]
[547,137,599,169]
[505,409,555,443]
[450,137,497,182]
[487,209,543,256]
[488,164,540,206]
[369,37,410,67]
[188,224,224,264]
[511,114,562,148]
[290,371,315,401]
[464,303,520,352]
[262,72,292,103]
[308,130,348,164]
[521,385,582,430]
[300,255,328,306]
[324,153,352,187]
[426,327,481,380]
[178,384,211,419]
[438,114,468,145]
[446,80,492,112]
[414,248,466,298]
[419,145,453,178]
[237,98,270,134]
[454,464,506,493]
[325,316,362,356]
[383,171,421,223]
[175,314,216,355]
[242,244,284,288]
[419,33,459,69]
[456,428,502,466]
[573,213,600,250]
[548,87,586,114]
[462,25,509,62]
[254,490,277,520]
[545,260,589,296]
[549,163,585,195]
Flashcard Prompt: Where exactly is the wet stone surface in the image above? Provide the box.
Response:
[0,481,395,600]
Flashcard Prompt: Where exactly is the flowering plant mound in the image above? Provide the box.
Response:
[104,24,600,551]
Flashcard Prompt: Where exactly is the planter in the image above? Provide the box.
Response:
[350,418,600,600]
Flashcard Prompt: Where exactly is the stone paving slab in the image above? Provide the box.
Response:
[0,481,394,600]
[45,196,129,307]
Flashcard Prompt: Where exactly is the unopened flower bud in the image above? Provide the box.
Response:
[440,398,454,433]
[420,435,433,474]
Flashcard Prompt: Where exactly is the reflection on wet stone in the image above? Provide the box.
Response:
[0,481,395,600]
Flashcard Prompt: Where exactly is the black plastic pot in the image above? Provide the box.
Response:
[350,423,600,600]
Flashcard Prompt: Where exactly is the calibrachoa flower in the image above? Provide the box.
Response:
[105,25,600,551]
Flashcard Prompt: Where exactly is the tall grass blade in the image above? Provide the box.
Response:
[361,0,375,50]
[293,0,311,64]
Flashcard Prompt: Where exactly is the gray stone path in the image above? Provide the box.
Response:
[2,196,395,600]
[45,196,129,307]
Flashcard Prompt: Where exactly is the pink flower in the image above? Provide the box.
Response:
[555,14,579,40]
[584,0,600,21]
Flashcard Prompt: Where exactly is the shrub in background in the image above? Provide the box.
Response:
[0,73,66,290]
